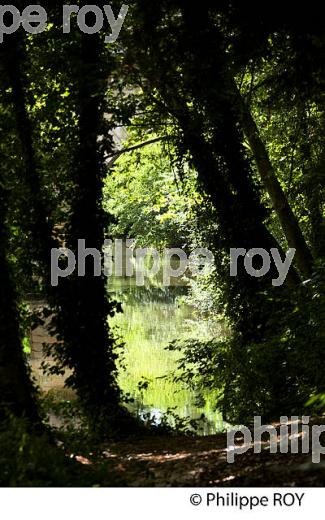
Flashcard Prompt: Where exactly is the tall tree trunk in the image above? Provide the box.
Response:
[0,37,41,424]
[235,88,315,280]
[3,36,55,287]
[178,2,302,288]
[53,30,123,430]
[0,184,39,423]
[299,110,325,260]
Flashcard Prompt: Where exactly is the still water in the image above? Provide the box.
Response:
[108,261,225,434]
[29,255,226,434]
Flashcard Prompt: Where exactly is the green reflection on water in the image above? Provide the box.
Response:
[108,266,225,434]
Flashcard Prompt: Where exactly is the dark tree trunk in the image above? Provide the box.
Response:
[52,31,123,430]
[178,2,303,283]
[0,185,39,423]
[3,36,55,287]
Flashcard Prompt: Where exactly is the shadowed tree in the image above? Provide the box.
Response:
[0,185,39,423]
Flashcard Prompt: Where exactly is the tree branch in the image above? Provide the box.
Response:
[106,135,168,167]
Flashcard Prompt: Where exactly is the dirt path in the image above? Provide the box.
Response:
[75,428,325,486]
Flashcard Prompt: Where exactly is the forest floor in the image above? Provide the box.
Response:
[71,417,325,487]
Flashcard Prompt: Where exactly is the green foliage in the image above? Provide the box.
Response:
[104,137,198,249]
[0,417,84,486]
[170,270,325,423]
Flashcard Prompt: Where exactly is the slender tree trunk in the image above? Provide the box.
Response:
[236,88,315,280]
[300,110,325,260]
[304,158,325,259]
